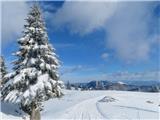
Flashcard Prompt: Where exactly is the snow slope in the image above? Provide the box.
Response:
[1,90,159,120]
[42,90,159,120]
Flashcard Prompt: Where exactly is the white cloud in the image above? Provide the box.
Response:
[60,65,83,75]
[101,53,109,60]
[105,2,158,62]
[49,1,158,63]
[51,2,117,35]
[1,1,29,45]
[60,65,96,76]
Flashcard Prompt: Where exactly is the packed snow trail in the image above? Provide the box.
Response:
[58,96,107,119]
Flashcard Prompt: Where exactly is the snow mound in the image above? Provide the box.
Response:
[117,81,126,85]
[98,96,117,102]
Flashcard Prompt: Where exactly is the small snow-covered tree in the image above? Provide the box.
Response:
[0,56,7,86]
[2,4,63,119]
[66,81,71,90]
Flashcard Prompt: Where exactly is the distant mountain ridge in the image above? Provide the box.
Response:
[66,80,160,92]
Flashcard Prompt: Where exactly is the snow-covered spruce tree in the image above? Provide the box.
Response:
[0,56,7,86]
[2,4,63,119]
[66,81,71,90]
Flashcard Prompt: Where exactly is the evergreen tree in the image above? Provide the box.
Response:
[1,4,63,118]
[66,81,71,90]
[0,56,7,86]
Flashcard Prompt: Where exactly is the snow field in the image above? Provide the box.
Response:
[1,90,159,120]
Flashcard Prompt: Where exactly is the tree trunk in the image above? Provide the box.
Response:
[30,103,41,120]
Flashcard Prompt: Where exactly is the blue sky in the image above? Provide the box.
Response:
[1,1,160,83]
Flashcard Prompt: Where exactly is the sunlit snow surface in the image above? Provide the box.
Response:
[1,90,159,120]
[42,90,159,120]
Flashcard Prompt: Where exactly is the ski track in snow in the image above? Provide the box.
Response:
[59,95,107,120]
[95,101,109,119]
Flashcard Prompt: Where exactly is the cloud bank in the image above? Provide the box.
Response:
[52,2,117,35]
[61,70,160,83]
[105,2,159,62]
[50,1,159,63]
[102,71,160,81]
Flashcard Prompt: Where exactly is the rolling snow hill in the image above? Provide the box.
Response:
[1,90,159,120]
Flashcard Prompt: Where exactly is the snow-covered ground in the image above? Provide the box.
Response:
[1,90,160,120]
